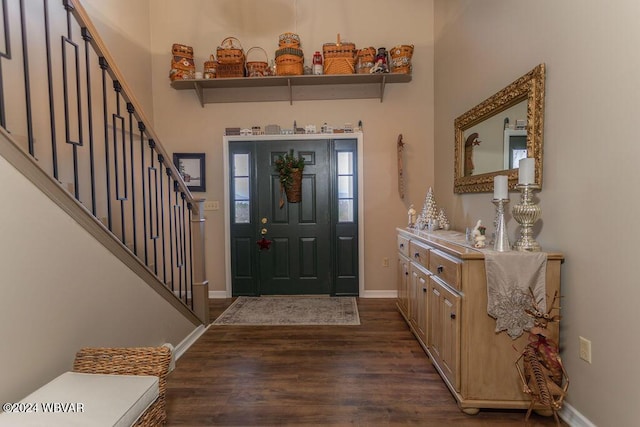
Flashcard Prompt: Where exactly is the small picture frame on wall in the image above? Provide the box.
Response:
[173,153,206,192]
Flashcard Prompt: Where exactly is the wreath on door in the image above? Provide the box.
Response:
[274,149,305,208]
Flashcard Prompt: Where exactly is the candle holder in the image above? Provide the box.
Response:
[492,198,511,252]
[511,184,542,252]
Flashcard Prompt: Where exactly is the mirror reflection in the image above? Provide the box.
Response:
[463,99,528,176]
[454,64,545,193]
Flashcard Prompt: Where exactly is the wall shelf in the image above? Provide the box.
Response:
[170,73,412,106]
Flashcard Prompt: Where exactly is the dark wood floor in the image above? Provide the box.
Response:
[165,298,564,426]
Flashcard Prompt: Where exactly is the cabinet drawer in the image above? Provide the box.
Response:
[409,240,430,268]
[397,235,410,257]
[429,250,461,291]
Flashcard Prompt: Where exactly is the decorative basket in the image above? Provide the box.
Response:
[278,32,301,48]
[285,169,302,203]
[390,44,414,74]
[169,43,195,81]
[216,37,245,65]
[276,47,304,76]
[203,54,217,79]
[216,62,245,78]
[356,46,376,74]
[245,47,270,77]
[323,34,356,75]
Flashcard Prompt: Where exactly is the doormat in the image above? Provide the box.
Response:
[212,296,360,326]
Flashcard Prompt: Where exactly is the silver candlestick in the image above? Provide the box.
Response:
[511,184,541,252]
[492,198,510,252]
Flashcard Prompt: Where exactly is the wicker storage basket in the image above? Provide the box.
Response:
[276,47,304,76]
[323,34,356,75]
[285,169,302,203]
[216,37,245,65]
[169,43,195,81]
[245,47,270,77]
[203,54,217,79]
[278,32,301,48]
[390,44,414,74]
[356,46,376,74]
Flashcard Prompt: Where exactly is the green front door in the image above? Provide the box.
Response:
[257,140,331,294]
[229,138,358,296]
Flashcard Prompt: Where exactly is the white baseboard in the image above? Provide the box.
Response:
[209,290,229,299]
[359,290,397,298]
[172,324,209,361]
[559,402,596,427]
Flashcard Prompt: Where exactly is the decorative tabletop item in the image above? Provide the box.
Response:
[471,219,486,248]
[512,158,542,251]
[274,149,305,208]
[437,208,450,230]
[493,175,511,252]
[417,187,438,230]
[407,204,417,228]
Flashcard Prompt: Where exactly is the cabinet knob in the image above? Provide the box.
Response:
[414,252,420,258]
[399,243,404,248]
[423,287,427,293]
[450,313,456,319]
[405,271,409,276]
[437,265,444,274]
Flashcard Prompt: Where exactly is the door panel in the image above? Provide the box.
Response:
[257,139,331,295]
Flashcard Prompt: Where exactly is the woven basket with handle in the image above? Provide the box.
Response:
[217,37,245,65]
[323,34,356,75]
[245,47,270,77]
[356,46,376,74]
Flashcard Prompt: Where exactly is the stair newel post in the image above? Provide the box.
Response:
[190,199,209,323]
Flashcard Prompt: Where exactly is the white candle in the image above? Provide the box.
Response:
[493,175,508,200]
[518,158,535,184]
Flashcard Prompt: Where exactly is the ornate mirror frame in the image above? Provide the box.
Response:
[453,63,545,193]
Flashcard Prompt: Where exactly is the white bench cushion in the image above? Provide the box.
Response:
[0,371,159,426]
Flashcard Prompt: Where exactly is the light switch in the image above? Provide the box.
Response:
[204,201,220,211]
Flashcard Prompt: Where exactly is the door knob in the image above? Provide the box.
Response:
[261,217,268,224]
[261,228,268,235]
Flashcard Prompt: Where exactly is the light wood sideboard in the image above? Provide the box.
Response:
[396,227,563,415]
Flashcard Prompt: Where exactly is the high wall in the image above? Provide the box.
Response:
[149,0,435,296]
[434,1,640,425]
[0,0,197,404]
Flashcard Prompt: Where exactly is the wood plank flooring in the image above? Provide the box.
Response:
[166,298,564,426]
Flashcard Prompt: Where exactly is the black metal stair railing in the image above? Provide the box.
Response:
[0,0,203,317]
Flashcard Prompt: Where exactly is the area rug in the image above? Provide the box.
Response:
[212,296,360,326]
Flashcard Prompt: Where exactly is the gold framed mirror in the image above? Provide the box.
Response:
[454,63,545,193]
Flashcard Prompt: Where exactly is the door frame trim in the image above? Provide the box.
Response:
[223,133,364,297]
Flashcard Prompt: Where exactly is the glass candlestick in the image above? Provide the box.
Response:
[511,184,541,252]
[492,198,511,252]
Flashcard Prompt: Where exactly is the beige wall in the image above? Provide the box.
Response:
[0,151,197,403]
[149,0,434,294]
[434,1,640,425]
[80,0,155,119]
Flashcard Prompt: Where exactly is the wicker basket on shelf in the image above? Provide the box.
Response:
[389,44,414,74]
[278,32,301,48]
[276,47,304,76]
[356,46,376,74]
[323,34,356,75]
[203,54,217,79]
[216,37,245,78]
[169,43,195,81]
[245,47,270,77]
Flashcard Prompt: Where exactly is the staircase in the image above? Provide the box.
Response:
[0,0,208,324]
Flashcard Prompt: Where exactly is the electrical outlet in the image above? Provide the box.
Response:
[579,336,592,363]
[382,257,389,267]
